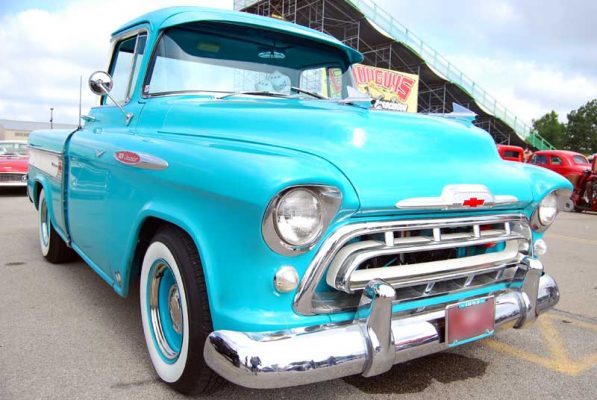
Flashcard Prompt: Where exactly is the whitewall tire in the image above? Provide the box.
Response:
[139,226,222,394]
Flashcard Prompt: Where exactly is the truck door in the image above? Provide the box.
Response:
[67,31,147,282]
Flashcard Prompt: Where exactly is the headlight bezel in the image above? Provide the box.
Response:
[262,185,342,256]
[530,189,570,232]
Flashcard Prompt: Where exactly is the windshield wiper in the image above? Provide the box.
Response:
[216,91,289,100]
[290,86,328,99]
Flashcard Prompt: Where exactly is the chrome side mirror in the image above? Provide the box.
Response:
[88,71,133,126]
[89,71,113,95]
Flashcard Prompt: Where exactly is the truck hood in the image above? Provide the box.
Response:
[152,97,539,213]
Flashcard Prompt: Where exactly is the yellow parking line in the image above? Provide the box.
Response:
[548,233,597,246]
[484,339,576,375]
[539,315,569,364]
[483,313,597,376]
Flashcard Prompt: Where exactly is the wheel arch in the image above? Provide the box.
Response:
[119,208,212,302]
[31,177,61,235]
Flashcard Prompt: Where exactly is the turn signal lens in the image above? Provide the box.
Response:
[534,239,547,256]
[274,266,299,293]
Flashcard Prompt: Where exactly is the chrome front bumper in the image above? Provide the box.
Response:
[204,259,558,389]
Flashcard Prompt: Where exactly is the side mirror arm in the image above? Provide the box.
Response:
[88,71,133,126]
[96,81,134,126]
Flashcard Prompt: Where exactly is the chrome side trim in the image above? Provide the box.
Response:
[205,272,557,389]
[293,214,528,315]
[28,148,63,179]
[113,151,168,170]
[27,143,63,155]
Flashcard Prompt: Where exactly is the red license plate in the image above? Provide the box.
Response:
[446,296,495,347]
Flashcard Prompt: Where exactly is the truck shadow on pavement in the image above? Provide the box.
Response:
[0,187,28,197]
[343,352,488,394]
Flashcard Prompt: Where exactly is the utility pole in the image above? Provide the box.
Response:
[50,107,54,129]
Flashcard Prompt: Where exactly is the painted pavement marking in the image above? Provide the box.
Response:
[548,233,597,246]
[484,313,597,376]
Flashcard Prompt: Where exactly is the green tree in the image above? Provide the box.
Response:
[563,99,597,153]
[531,111,566,148]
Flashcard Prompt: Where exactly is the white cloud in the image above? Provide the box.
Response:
[376,0,597,123]
[0,0,232,124]
[446,54,597,122]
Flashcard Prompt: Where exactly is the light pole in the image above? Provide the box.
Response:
[50,107,54,129]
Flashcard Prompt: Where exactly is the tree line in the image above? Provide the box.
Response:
[532,99,597,154]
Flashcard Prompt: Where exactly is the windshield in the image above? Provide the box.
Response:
[0,142,28,157]
[573,155,589,165]
[146,22,353,99]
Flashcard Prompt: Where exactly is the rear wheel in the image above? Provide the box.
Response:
[140,226,222,394]
[38,189,77,263]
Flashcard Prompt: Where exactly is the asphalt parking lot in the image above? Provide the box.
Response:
[1,188,596,399]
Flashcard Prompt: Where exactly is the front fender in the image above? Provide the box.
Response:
[116,136,360,332]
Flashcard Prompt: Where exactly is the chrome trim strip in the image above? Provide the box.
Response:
[113,151,168,170]
[205,272,557,389]
[395,184,519,210]
[27,144,62,155]
[28,148,62,179]
[293,214,528,315]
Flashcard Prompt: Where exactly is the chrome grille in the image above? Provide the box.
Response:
[0,173,26,183]
[293,214,531,315]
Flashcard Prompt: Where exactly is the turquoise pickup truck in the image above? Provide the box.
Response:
[27,6,572,394]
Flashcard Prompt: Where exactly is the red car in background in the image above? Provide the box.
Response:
[497,144,524,162]
[529,150,590,180]
[530,149,596,212]
[0,140,29,188]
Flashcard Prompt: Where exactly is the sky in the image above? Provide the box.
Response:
[0,0,595,125]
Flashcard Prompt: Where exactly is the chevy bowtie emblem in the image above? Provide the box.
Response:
[463,197,485,207]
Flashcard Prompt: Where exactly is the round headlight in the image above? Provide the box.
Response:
[274,188,323,247]
[538,192,558,226]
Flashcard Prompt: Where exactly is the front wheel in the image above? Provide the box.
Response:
[140,226,222,394]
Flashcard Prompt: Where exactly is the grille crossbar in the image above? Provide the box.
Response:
[328,222,526,293]
[293,214,531,315]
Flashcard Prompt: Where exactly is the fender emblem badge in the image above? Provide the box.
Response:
[115,151,141,165]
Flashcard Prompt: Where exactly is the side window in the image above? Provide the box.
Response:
[550,156,562,165]
[299,67,343,99]
[104,33,147,105]
[532,155,547,165]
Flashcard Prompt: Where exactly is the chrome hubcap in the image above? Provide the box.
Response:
[168,285,183,335]
[148,260,183,362]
